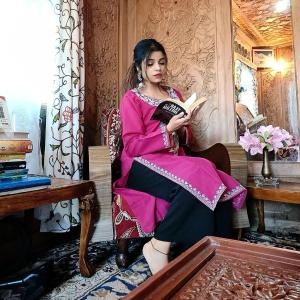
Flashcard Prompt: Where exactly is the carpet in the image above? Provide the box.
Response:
[1,231,299,300]
[40,239,151,300]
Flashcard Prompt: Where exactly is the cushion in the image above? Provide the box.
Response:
[106,108,122,163]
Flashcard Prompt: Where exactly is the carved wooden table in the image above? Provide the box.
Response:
[247,180,300,233]
[0,178,96,277]
[125,236,300,299]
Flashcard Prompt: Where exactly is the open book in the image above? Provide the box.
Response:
[236,103,267,131]
[247,114,267,128]
[151,93,207,123]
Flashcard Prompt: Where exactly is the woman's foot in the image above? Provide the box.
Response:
[142,239,169,274]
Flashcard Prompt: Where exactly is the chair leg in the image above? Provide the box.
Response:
[116,239,130,268]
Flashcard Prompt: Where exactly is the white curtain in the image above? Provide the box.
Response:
[37,0,85,232]
[0,1,56,175]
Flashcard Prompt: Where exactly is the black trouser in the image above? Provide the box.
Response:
[126,161,233,250]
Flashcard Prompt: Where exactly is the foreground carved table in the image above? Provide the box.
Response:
[125,236,300,299]
[0,178,96,277]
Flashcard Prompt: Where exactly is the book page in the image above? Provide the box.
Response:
[184,93,197,107]
[189,96,207,112]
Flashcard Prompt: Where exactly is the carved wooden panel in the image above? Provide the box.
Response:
[85,0,236,150]
[257,46,297,135]
[129,0,236,148]
[234,0,293,47]
[174,255,300,299]
[84,0,119,146]
[124,237,300,300]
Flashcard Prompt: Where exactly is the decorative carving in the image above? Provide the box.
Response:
[80,193,96,211]
[85,0,119,145]
[86,0,236,148]
[234,0,293,47]
[177,256,300,299]
[137,0,218,145]
[258,47,297,136]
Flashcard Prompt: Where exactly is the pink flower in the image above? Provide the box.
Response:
[238,125,294,155]
[238,130,265,155]
[257,125,273,137]
[63,106,73,122]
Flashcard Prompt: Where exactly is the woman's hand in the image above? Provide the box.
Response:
[166,112,191,133]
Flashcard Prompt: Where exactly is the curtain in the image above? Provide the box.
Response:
[36,0,85,232]
[235,60,258,117]
[0,1,56,175]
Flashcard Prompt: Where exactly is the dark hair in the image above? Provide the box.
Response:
[123,39,168,92]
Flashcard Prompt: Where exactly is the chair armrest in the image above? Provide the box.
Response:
[189,143,231,175]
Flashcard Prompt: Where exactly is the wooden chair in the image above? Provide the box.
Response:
[89,108,249,268]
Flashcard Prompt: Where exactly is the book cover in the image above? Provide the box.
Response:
[0,160,26,171]
[0,139,33,153]
[0,153,26,161]
[0,168,28,177]
[0,174,28,181]
[151,93,207,123]
[0,131,29,140]
[0,175,51,193]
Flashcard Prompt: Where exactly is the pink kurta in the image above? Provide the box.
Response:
[113,87,247,233]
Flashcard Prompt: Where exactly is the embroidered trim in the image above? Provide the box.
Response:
[134,157,226,210]
[160,123,171,148]
[131,87,179,107]
[220,184,246,201]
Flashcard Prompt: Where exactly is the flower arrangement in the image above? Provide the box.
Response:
[238,125,294,155]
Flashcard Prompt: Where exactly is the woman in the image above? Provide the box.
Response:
[113,39,247,274]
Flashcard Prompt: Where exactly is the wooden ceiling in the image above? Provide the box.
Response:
[233,0,293,47]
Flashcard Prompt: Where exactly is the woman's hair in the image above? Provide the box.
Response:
[123,39,168,92]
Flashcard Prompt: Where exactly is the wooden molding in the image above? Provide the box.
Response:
[292,0,300,134]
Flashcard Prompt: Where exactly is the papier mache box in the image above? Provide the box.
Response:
[276,145,300,162]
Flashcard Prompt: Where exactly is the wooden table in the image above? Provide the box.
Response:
[247,180,300,233]
[125,236,300,299]
[0,178,96,277]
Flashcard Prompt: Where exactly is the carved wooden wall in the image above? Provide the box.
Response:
[120,0,236,149]
[84,0,119,148]
[84,0,236,151]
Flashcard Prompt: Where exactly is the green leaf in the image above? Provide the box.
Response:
[50,144,60,151]
[58,122,68,130]
[73,78,79,88]
[53,113,60,124]
[59,93,68,102]
[263,131,269,139]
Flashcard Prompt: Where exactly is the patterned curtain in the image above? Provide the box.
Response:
[235,60,258,116]
[37,0,85,232]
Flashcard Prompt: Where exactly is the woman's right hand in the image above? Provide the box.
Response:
[166,112,191,133]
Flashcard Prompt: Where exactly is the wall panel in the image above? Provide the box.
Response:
[122,0,236,149]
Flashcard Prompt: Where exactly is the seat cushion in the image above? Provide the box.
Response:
[112,194,153,239]
[106,107,122,163]
[106,107,152,239]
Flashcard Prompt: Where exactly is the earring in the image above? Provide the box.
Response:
[137,71,144,89]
